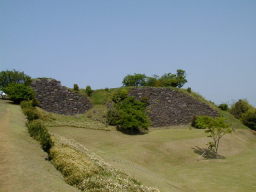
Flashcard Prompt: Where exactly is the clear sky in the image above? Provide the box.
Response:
[1,0,255,106]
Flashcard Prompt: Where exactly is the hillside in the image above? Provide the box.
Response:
[0,100,79,192]
[49,124,256,192]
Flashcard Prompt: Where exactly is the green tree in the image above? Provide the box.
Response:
[230,99,252,119]
[3,83,35,104]
[242,110,256,131]
[204,117,232,154]
[73,84,79,91]
[122,73,147,87]
[176,69,187,88]
[107,90,150,134]
[85,85,93,96]
[0,70,31,89]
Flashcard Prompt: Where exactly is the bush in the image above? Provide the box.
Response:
[187,87,192,93]
[230,99,252,119]
[122,74,147,87]
[26,120,53,152]
[73,84,79,91]
[112,88,128,103]
[107,92,150,134]
[3,83,35,104]
[218,104,229,111]
[20,100,33,109]
[23,107,40,121]
[242,110,256,131]
[192,116,214,129]
[85,85,93,96]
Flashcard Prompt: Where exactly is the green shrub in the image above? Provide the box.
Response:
[230,99,252,119]
[107,92,150,134]
[112,88,128,103]
[192,116,214,129]
[85,85,93,96]
[73,84,79,91]
[218,103,229,111]
[26,120,53,152]
[242,110,256,131]
[20,100,33,109]
[187,87,192,93]
[3,83,35,104]
[23,107,40,121]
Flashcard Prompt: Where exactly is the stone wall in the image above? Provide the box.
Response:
[31,78,92,115]
[129,87,218,127]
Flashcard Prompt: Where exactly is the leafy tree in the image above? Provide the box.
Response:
[218,103,229,111]
[73,84,79,91]
[0,70,31,89]
[242,110,256,131]
[107,90,150,134]
[204,117,232,154]
[3,83,35,104]
[122,74,147,87]
[176,69,187,88]
[230,99,252,119]
[85,85,93,96]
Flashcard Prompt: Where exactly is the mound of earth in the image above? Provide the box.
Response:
[129,87,218,127]
[31,78,92,115]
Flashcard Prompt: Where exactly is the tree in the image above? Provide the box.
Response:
[122,74,147,87]
[85,85,93,97]
[230,99,252,119]
[204,117,232,154]
[3,83,35,104]
[107,89,150,134]
[0,70,31,89]
[175,69,187,88]
[242,110,256,131]
[73,84,79,91]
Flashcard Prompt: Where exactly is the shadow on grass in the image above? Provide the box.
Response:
[193,146,225,159]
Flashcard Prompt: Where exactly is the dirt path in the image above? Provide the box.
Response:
[0,100,79,192]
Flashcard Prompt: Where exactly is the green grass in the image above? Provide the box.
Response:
[49,125,256,192]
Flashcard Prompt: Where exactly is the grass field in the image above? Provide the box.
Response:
[49,124,256,192]
[0,100,79,192]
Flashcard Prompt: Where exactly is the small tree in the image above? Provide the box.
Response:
[3,83,35,104]
[122,74,147,87]
[230,99,252,119]
[242,110,256,131]
[73,84,79,91]
[218,103,229,111]
[85,85,93,96]
[0,70,31,89]
[205,117,232,154]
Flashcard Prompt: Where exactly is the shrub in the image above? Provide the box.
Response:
[107,92,150,134]
[192,116,214,129]
[230,99,252,119]
[187,87,192,93]
[242,110,256,131]
[26,120,53,152]
[218,103,229,111]
[20,100,33,109]
[112,88,128,103]
[3,83,35,104]
[23,107,40,121]
[73,84,79,91]
[85,85,93,96]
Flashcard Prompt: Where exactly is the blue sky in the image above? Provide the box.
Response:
[1,0,256,106]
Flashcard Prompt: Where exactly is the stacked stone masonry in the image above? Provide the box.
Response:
[129,87,219,127]
[31,78,92,115]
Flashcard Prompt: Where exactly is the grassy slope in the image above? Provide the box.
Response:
[49,125,256,192]
[0,100,79,192]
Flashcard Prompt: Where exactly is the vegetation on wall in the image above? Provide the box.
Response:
[122,69,187,88]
